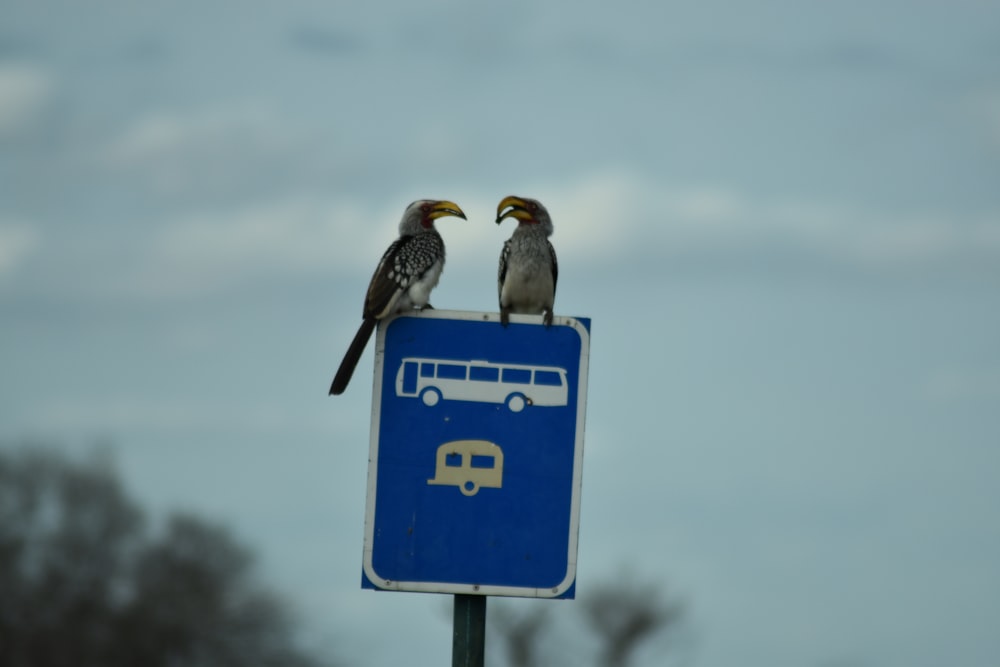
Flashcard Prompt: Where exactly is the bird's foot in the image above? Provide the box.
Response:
[500,307,510,328]
[543,310,554,327]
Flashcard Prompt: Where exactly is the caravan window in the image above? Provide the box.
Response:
[470,454,495,469]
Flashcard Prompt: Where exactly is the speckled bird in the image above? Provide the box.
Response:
[495,195,558,327]
[329,199,466,395]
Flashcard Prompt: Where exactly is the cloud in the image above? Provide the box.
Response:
[26,395,313,435]
[145,192,532,294]
[131,196,388,297]
[969,88,1000,149]
[101,107,302,196]
[0,224,39,275]
[0,63,52,135]
[105,109,284,164]
[921,367,1000,402]
[104,104,315,167]
[105,114,197,164]
[505,168,1000,275]
[287,26,364,57]
[43,169,999,303]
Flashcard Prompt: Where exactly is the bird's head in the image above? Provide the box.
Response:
[400,199,467,234]
[496,196,553,234]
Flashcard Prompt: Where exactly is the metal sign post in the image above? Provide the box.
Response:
[453,594,486,667]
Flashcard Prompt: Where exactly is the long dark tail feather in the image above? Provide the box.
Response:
[329,317,377,395]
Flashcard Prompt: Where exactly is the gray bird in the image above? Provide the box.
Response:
[329,199,467,395]
[495,195,558,327]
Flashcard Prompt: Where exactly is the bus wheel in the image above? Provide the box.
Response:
[421,387,441,407]
[506,394,526,413]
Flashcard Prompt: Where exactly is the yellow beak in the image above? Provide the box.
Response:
[496,195,532,224]
[428,200,467,221]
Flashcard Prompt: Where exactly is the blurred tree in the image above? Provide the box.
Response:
[488,573,685,667]
[0,445,335,667]
[490,603,552,667]
[582,576,684,667]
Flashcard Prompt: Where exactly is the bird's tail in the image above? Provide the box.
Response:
[329,317,377,395]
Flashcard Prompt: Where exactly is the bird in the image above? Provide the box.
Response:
[329,199,467,395]
[495,195,558,327]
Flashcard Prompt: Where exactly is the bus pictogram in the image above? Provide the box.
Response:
[395,357,569,412]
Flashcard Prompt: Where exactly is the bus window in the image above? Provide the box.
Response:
[470,366,499,382]
[401,361,418,394]
[534,370,562,386]
[437,363,467,380]
[502,368,531,384]
[420,363,435,378]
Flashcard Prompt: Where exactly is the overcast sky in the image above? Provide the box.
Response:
[2,2,999,666]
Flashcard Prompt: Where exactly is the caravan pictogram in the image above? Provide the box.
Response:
[395,357,568,412]
[427,439,504,496]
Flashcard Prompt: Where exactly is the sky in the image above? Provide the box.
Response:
[2,1,999,665]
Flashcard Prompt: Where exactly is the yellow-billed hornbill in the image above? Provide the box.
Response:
[495,195,558,327]
[329,199,467,395]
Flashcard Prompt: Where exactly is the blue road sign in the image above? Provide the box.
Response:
[361,309,591,598]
